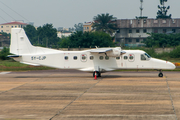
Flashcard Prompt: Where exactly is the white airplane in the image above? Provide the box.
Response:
[8,28,176,77]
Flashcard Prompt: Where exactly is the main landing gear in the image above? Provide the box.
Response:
[93,71,101,77]
[158,70,163,77]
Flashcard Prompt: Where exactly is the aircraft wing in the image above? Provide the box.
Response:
[90,47,125,57]
[90,48,113,54]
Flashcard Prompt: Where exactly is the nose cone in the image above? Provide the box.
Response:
[167,61,176,69]
[152,58,176,70]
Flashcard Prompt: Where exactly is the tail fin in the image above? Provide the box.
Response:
[10,28,34,55]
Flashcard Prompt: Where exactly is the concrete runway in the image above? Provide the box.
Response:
[0,70,180,120]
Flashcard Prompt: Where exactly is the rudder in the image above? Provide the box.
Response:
[10,28,34,55]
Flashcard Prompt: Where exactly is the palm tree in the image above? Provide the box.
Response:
[160,0,167,5]
[157,0,171,19]
[92,13,118,36]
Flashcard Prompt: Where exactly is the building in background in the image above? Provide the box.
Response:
[57,31,72,38]
[83,21,94,32]
[57,27,75,38]
[115,18,180,47]
[0,21,28,34]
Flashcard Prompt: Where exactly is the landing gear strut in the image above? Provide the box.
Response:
[158,70,163,77]
[93,71,101,77]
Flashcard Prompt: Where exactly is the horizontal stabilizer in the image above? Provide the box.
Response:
[7,55,21,58]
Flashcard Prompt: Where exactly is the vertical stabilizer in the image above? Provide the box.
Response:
[10,28,34,55]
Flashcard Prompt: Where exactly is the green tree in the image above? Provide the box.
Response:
[0,32,10,39]
[23,25,37,45]
[144,33,180,47]
[59,31,115,48]
[0,47,10,60]
[156,0,171,19]
[160,0,167,5]
[37,24,60,48]
[58,36,71,48]
[74,23,83,32]
[92,13,118,35]
[169,46,180,58]
[24,23,60,48]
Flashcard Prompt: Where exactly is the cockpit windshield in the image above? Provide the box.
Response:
[144,53,151,58]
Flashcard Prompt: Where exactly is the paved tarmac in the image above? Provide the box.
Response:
[0,70,180,120]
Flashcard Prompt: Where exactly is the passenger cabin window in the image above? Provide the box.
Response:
[90,56,94,60]
[81,54,87,62]
[116,57,120,60]
[82,56,86,60]
[128,54,135,62]
[99,56,103,60]
[105,56,109,60]
[73,56,77,60]
[124,56,128,60]
[129,56,134,60]
[64,56,68,60]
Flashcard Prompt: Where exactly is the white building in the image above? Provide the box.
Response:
[57,31,72,38]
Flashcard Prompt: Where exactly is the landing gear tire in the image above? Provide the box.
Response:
[158,72,163,77]
[98,72,101,77]
[93,72,95,77]
[93,71,101,77]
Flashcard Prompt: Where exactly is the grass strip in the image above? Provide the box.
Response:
[0,60,54,71]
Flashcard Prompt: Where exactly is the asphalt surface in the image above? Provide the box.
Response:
[0,70,180,120]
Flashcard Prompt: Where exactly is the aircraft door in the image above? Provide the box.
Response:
[121,55,128,68]
[121,54,135,68]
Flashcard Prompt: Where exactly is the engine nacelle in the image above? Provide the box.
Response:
[106,47,121,57]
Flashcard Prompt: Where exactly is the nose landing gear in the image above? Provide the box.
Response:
[93,71,101,77]
[158,70,163,77]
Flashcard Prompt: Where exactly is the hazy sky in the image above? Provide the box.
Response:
[0,0,180,28]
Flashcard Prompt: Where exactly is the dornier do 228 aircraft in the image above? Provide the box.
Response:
[8,28,176,77]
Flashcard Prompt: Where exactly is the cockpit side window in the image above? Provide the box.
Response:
[144,53,151,58]
[141,54,146,60]
[141,53,151,61]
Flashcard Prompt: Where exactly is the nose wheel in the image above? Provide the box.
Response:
[158,72,163,77]
[158,70,163,77]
